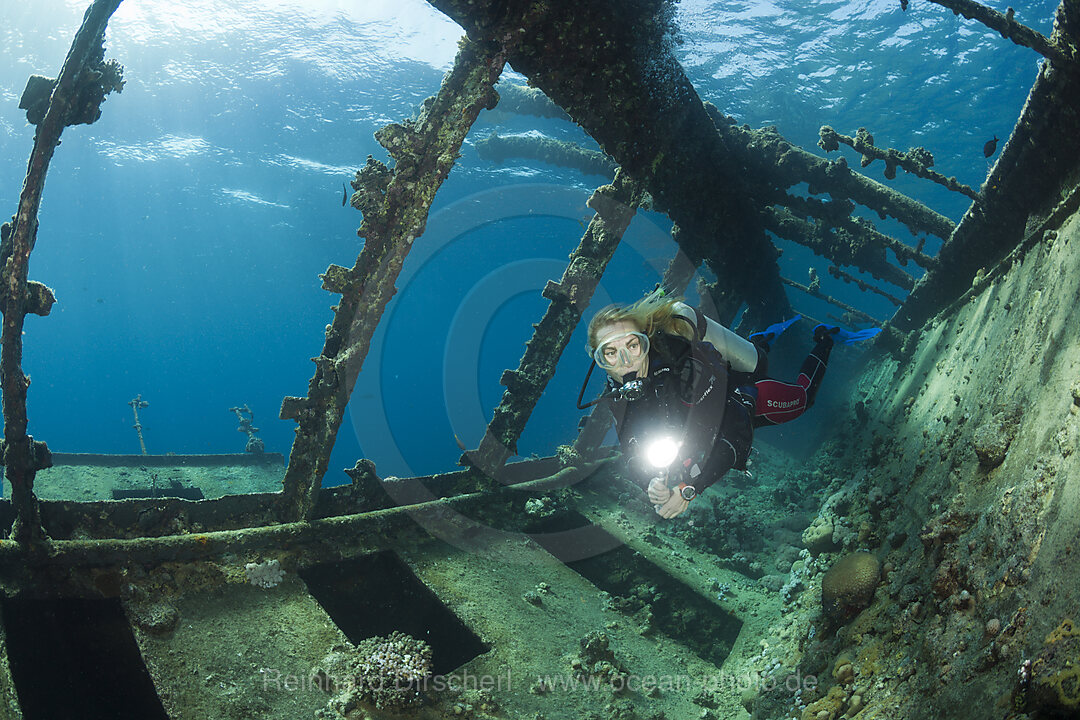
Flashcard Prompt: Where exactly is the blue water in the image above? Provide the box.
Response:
[0,0,1056,483]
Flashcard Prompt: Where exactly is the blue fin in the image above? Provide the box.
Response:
[750,315,801,343]
[814,324,882,345]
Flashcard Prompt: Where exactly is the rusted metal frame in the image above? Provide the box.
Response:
[493,82,570,120]
[827,265,904,307]
[0,454,561,542]
[469,120,940,285]
[2,0,124,544]
[277,38,509,522]
[920,0,1075,65]
[430,0,790,331]
[467,170,645,479]
[762,207,915,292]
[781,277,882,327]
[477,108,943,282]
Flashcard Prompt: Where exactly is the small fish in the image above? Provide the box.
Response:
[983,136,999,158]
[341,183,348,207]
[453,434,469,452]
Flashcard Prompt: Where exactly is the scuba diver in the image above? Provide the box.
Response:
[577,289,878,519]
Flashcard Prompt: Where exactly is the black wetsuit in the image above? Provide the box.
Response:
[604,333,754,497]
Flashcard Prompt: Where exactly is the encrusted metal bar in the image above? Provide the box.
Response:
[493,82,569,119]
[828,265,904,307]
[0,459,609,570]
[778,194,937,271]
[763,207,916,291]
[703,105,956,241]
[486,89,950,269]
[475,131,616,178]
[2,0,124,544]
[277,37,509,521]
[818,126,978,200]
[467,170,645,479]
[471,128,938,290]
[782,277,882,327]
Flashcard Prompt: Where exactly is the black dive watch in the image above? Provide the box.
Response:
[677,483,697,501]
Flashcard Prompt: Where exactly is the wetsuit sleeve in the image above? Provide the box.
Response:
[689,395,754,494]
[673,302,759,374]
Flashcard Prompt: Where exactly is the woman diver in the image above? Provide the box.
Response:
[578,289,877,519]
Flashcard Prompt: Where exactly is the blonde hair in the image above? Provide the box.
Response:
[586,289,695,355]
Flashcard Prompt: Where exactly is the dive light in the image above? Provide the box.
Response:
[646,436,680,469]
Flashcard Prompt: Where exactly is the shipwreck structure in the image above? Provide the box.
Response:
[2,0,1079,719]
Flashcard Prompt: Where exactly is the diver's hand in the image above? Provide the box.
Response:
[647,477,671,505]
[656,493,690,519]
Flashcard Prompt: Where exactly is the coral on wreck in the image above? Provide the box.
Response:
[243,559,284,589]
[971,408,1019,469]
[19,44,124,127]
[820,552,880,623]
[563,631,631,693]
[316,631,434,714]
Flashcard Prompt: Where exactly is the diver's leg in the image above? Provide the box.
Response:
[752,332,835,426]
[749,343,769,378]
[800,332,835,408]
[753,378,808,427]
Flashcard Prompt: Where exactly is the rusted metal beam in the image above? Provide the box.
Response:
[0,459,610,571]
[471,127,938,287]
[277,37,510,522]
[2,0,124,544]
[778,194,937,272]
[475,131,616,178]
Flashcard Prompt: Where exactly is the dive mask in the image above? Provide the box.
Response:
[593,331,650,370]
